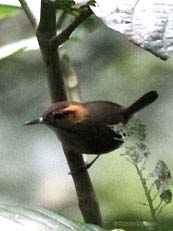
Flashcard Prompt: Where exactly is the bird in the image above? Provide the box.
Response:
[25,91,158,170]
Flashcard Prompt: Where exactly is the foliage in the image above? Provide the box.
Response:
[49,0,95,16]
[118,120,173,231]
[0,0,172,231]
[0,204,116,231]
[0,5,20,19]
[90,0,173,60]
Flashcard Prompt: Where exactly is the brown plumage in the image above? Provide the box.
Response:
[25,91,158,169]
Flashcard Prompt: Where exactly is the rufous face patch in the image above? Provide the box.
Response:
[63,104,87,125]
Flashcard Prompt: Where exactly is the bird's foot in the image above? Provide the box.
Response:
[68,155,100,175]
[68,162,91,175]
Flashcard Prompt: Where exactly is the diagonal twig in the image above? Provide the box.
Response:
[50,8,92,48]
[18,0,37,29]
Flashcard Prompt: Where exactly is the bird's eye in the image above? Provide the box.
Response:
[52,112,64,120]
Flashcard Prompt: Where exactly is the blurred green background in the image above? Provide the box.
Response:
[0,5,173,231]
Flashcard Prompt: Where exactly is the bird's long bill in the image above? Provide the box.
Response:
[24,117,43,125]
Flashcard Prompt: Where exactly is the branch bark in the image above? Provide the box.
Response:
[63,146,102,225]
[50,8,92,48]
[36,0,67,102]
[35,0,102,226]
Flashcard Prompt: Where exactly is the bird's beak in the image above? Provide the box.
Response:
[24,117,44,126]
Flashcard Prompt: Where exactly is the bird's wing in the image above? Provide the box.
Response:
[83,101,125,125]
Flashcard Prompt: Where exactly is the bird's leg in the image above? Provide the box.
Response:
[69,155,100,175]
[84,155,100,170]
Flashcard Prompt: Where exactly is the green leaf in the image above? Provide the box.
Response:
[0,5,21,20]
[151,160,171,179]
[0,204,126,231]
[0,47,26,61]
[0,37,38,60]
[160,189,172,204]
[50,0,75,14]
[49,0,89,16]
[88,0,96,6]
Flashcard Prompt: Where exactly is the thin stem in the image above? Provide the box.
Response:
[141,154,149,170]
[50,8,92,48]
[18,0,37,29]
[152,192,159,201]
[148,181,155,194]
[61,53,81,102]
[138,202,149,206]
[134,163,162,231]
[156,203,167,216]
[155,200,163,213]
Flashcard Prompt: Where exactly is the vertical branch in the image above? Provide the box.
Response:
[61,53,81,102]
[63,146,102,225]
[35,0,102,225]
[37,0,67,102]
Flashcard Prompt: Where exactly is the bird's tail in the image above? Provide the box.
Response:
[124,91,158,119]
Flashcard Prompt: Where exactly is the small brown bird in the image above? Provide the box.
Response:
[25,91,158,169]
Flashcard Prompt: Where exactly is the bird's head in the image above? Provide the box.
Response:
[25,101,87,130]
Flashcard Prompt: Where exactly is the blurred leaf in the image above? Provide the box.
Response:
[0,1,20,7]
[154,177,173,194]
[113,230,126,231]
[49,0,90,16]
[52,0,75,9]
[0,47,26,61]
[90,0,173,60]
[0,204,125,231]
[160,189,172,204]
[74,0,96,6]
[0,37,38,60]
[49,0,77,15]
[125,143,149,164]
[0,5,20,19]
[116,119,149,164]
[74,0,89,5]
[88,0,96,6]
[143,221,156,230]
[150,160,173,194]
[150,160,171,179]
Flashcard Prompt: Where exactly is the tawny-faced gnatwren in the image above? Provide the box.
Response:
[25,91,158,169]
